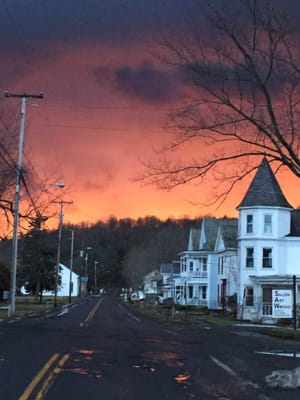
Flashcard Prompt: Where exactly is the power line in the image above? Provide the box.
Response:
[34,123,129,131]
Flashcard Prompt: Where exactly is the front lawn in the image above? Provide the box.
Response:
[0,296,72,319]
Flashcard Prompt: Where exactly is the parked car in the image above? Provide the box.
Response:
[130,291,145,303]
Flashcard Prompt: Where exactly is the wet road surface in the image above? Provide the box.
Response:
[0,290,300,399]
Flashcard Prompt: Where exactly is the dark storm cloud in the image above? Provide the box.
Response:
[0,0,197,54]
[0,0,200,89]
[113,62,181,104]
[93,61,184,104]
[1,0,300,57]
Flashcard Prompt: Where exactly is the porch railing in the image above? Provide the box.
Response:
[262,303,272,316]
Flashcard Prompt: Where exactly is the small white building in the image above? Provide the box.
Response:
[44,263,80,297]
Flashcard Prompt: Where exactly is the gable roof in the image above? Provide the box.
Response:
[237,158,292,209]
[200,218,237,251]
[188,227,200,251]
[218,219,238,249]
[59,263,79,278]
[200,218,220,251]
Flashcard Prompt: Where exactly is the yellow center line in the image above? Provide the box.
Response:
[80,298,103,327]
[35,354,69,400]
[19,353,60,400]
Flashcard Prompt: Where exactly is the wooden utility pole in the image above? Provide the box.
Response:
[53,199,73,307]
[4,91,43,316]
[69,230,74,304]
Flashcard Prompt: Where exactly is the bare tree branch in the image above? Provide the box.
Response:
[137,0,300,208]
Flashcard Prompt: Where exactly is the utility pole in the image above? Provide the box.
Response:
[69,230,74,304]
[4,91,44,317]
[94,260,99,294]
[53,199,72,307]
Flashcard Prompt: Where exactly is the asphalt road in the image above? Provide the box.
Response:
[0,290,300,399]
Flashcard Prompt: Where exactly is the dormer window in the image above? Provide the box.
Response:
[264,214,272,234]
[246,214,253,233]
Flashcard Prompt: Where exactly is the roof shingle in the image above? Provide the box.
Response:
[237,158,292,209]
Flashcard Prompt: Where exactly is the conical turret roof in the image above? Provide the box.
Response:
[237,158,293,209]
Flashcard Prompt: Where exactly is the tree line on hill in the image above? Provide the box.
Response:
[0,215,205,301]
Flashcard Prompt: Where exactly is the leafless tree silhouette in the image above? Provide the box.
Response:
[139,0,300,207]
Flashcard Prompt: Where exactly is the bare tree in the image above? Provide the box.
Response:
[0,105,66,238]
[0,108,20,235]
[140,0,300,207]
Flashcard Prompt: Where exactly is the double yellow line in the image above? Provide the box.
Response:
[80,297,103,327]
[19,353,69,400]
[19,299,102,399]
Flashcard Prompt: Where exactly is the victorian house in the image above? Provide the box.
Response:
[237,158,300,322]
[176,218,238,309]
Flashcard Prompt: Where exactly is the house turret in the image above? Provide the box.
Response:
[237,157,293,240]
[236,158,300,323]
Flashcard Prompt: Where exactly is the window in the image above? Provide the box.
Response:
[246,214,253,233]
[264,214,272,234]
[188,285,193,298]
[263,248,272,268]
[218,257,223,274]
[246,247,254,268]
[189,261,193,272]
[200,257,207,272]
[244,287,254,306]
[201,286,207,300]
[181,258,187,272]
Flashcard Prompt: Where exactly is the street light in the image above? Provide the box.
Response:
[53,183,72,307]
[54,192,64,308]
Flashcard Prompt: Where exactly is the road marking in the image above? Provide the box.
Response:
[210,356,259,389]
[118,303,141,322]
[210,356,237,376]
[19,353,60,400]
[57,309,69,316]
[35,354,69,399]
[80,298,103,327]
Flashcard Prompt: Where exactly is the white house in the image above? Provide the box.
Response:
[43,263,80,297]
[159,261,180,299]
[175,218,238,309]
[215,221,239,310]
[237,158,300,323]
[143,269,162,295]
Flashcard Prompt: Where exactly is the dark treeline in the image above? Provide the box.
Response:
[0,215,203,295]
[61,216,201,289]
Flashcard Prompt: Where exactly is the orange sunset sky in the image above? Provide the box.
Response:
[1,0,300,227]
